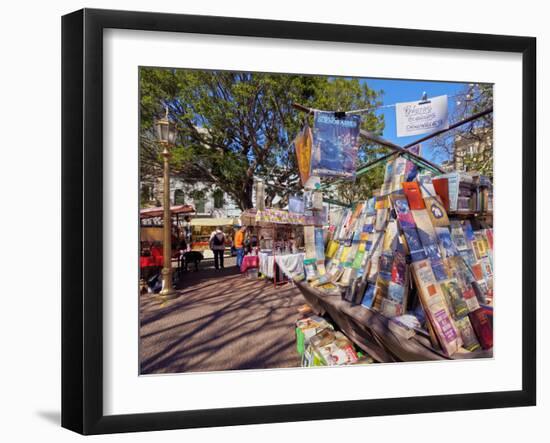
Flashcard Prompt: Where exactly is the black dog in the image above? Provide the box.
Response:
[183,250,203,271]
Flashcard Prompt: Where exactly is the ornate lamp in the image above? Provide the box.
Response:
[155,107,178,145]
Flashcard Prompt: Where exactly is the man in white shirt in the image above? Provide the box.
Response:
[209,227,226,270]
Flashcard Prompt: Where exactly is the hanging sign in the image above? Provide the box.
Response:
[311,111,361,180]
[288,195,305,214]
[396,95,448,137]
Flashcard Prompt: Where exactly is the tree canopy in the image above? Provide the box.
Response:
[431,83,493,177]
[139,68,386,209]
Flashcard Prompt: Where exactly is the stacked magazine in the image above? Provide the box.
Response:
[301,157,494,357]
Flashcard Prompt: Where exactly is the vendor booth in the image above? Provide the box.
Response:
[139,204,195,277]
[239,208,306,285]
[284,102,495,365]
[189,217,237,252]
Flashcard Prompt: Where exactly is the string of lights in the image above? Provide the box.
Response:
[302,90,482,115]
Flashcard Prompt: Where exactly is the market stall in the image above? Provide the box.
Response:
[189,217,237,252]
[139,204,195,277]
[286,102,494,365]
[239,208,306,285]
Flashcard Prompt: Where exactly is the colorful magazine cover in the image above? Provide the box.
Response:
[403,227,426,262]
[361,284,376,309]
[391,194,416,229]
[404,144,421,181]
[314,227,327,275]
[311,111,361,180]
[425,196,450,227]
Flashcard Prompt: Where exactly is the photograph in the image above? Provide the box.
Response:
[0,0,544,439]
[138,68,494,374]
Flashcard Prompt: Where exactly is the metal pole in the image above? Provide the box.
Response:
[160,144,176,298]
[359,129,445,174]
[402,107,493,149]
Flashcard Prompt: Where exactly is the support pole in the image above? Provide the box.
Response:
[359,129,445,174]
[160,145,176,298]
[402,107,493,150]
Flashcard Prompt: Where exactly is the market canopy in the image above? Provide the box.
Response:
[190,217,237,227]
[139,204,195,219]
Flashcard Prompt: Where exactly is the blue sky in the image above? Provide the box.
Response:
[360,78,470,163]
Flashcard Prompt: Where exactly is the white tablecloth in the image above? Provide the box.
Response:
[258,252,274,278]
[258,252,305,279]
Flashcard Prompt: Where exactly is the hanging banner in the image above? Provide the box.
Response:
[293,122,313,186]
[396,95,449,137]
[311,111,361,180]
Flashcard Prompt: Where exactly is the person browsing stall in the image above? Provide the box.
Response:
[234,225,247,269]
[209,226,226,270]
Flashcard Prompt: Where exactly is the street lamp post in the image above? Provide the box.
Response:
[155,108,178,299]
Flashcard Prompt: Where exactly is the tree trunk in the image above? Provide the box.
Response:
[237,178,254,210]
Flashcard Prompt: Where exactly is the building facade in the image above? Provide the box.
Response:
[452,126,493,176]
[140,177,241,218]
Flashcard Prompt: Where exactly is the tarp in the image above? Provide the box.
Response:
[190,217,236,227]
[140,204,195,219]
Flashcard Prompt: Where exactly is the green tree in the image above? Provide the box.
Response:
[139,69,385,209]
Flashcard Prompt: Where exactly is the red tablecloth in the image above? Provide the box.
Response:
[140,246,182,269]
[240,255,259,273]
[140,256,154,268]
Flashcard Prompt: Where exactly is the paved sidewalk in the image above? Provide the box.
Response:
[139,261,306,374]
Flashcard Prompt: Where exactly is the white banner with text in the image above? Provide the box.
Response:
[396,94,449,137]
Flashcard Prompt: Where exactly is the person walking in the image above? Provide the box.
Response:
[234,225,247,269]
[209,226,226,270]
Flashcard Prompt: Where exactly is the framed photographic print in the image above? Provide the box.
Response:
[62,8,536,435]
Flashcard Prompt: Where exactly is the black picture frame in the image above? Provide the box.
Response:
[61,8,536,435]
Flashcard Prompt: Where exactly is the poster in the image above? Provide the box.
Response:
[288,195,305,214]
[396,95,449,137]
[311,111,361,180]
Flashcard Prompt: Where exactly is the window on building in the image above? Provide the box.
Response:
[213,189,224,209]
[195,199,206,213]
[140,184,154,204]
[174,189,185,205]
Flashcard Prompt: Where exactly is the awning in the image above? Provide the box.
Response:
[190,217,236,227]
[139,204,195,219]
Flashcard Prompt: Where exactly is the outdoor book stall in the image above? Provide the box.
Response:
[294,164,494,363]
[285,102,494,366]
[240,208,306,285]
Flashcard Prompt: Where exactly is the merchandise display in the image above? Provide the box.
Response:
[296,154,494,361]
[237,110,494,365]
